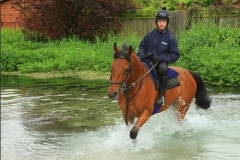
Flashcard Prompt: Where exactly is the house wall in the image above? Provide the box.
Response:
[1,0,21,28]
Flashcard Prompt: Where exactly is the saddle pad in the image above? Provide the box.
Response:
[142,60,179,81]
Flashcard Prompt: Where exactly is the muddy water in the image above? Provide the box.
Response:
[1,75,240,160]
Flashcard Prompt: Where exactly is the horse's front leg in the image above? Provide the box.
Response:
[130,109,151,140]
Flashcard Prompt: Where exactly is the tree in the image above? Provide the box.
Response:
[12,0,137,41]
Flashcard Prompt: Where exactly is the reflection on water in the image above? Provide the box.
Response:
[1,75,121,132]
[1,75,240,160]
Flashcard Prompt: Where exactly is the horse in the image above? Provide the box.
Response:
[108,43,211,141]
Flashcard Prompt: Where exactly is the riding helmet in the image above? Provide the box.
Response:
[155,7,170,21]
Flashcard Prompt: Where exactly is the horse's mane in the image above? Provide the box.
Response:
[113,43,131,62]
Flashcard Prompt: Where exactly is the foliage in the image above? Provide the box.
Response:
[166,0,236,9]
[130,0,237,18]
[131,0,163,18]
[12,0,137,41]
[176,22,240,86]
[1,23,240,86]
[1,28,141,73]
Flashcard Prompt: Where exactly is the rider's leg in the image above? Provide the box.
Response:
[155,62,168,105]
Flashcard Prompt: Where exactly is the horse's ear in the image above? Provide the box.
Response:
[128,45,133,55]
[113,43,120,53]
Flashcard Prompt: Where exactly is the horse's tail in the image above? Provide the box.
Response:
[188,70,211,109]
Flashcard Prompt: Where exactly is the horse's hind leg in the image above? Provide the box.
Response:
[175,97,192,121]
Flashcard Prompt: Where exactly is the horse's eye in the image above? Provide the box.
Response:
[124,68,130,74]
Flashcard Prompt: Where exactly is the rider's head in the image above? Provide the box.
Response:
[155,7,170,32]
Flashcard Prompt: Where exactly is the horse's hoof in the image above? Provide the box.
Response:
[130,126,139,139]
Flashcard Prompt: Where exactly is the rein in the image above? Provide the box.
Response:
[124,63,158,91]
[110,59,157,125]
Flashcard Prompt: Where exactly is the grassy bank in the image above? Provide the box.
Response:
[175,23,240,86]
[1,28,141,73]
[1,71,110,80]
[1,23,240,86]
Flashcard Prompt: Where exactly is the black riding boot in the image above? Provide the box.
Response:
[156,75,168,105]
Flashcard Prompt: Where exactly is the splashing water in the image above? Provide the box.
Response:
[62,104,240,160]
[1,77,240,160]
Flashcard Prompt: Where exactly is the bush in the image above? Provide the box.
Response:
[1,22,239,86]
[176,22,240,86]
[1,28,141,73]
[12,0,137,41]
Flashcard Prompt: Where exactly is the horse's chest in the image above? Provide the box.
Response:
[118,101,142,117]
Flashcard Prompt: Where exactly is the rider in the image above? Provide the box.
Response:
[137,7,180,105]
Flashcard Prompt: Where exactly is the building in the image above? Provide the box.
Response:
[1,0,21,28]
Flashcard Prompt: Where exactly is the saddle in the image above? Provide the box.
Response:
[142,59,180,90]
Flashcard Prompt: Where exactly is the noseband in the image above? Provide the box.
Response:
[109,61,133,91]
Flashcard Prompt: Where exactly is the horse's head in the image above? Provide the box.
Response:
[108,42,135,99]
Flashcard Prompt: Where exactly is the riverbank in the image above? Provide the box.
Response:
[2,23,240,86]
[1,71,110,80]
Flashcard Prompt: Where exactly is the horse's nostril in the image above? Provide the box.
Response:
[114,92,118,98]
[108,92,118,99]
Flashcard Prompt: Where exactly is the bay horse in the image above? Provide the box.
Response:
[108,43,211,141]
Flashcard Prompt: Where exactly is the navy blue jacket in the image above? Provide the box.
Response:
[137,28,180,64]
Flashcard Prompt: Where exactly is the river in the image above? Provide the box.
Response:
[1,75,240,160]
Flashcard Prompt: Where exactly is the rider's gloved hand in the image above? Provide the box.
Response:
[138,54,145,60]
[150,53,161,63]
[154,56,161,63]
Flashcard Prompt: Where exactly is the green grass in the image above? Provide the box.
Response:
[1,23,240,86]
[175,22,240,86]
[1,28,141,73]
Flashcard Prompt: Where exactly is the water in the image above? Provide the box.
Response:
[1,75,240,160]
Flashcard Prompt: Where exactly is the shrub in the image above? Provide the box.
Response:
[1,22,240,86]
[12,0,137,41]
[176,22,240,85]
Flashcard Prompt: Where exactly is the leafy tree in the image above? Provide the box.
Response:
[131,0,163,17]
[132,0,236,16]
[12,0,137,41]
[164,0,236,9]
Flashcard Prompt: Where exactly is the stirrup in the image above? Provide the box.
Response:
[156,96,165,105]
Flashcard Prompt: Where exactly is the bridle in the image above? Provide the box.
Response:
[109,55,157,125]
[109,62,134,92]
[109,57,157,93]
